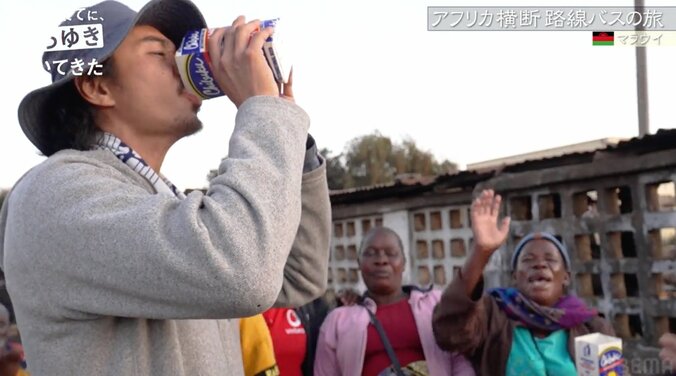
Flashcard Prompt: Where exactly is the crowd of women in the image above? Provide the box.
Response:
[238,189,676,376]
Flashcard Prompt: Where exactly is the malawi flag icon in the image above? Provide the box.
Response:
[593,31,614,46]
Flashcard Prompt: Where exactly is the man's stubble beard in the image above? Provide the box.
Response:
[178,114,203,138]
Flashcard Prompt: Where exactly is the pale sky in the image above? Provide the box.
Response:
[1,0,675,190]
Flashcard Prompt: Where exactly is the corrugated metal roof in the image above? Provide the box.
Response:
[466,138,625,171]
[329,174,436,204]
[500,128,676,173]
[329,128,676,201]
[186,129,676,199]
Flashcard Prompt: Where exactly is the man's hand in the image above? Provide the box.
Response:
[207,16,279,108]
[279,68,294,103]
[659,333,676,369]
[471,189,510,260]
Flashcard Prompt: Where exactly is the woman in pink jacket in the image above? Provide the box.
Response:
[314,227,474,376]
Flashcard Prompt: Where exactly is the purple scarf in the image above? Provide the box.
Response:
[489,287,597,332]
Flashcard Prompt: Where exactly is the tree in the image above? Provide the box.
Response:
[206,150,348,191]
[203,132,459,191]
[343,132,398,189]
[341,132,459,189]
[438,159,459,175]
[319,148,346,191]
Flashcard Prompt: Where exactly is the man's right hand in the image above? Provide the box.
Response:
[207,16,280,108]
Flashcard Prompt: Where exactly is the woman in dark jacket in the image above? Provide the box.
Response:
[296,297,329,376]
[432,189,616,376]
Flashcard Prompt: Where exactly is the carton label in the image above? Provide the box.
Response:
[176,19,286,99]
[186,54,222,97]
[575,333,624,376]
[599,347,623,375]
[176,28,224,99]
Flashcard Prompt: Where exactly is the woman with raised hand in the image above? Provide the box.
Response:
[432,189,615,376]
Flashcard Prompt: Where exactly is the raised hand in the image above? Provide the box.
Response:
[471,189,511,260]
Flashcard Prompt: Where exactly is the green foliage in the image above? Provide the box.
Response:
[337,132,458,189]
[204,132,459,191]
[319,148,347,191]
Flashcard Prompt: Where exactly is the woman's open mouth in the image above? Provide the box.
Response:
[527,273,553,288]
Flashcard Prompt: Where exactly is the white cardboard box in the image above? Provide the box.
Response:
[575,333,624,376]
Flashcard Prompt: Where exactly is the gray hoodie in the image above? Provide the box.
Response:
[0,96,331,375]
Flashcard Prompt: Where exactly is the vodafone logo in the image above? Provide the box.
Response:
[284,309,305,335]
[286,309,302,328]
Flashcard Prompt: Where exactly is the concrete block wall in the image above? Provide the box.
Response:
[476,167,676,373]
[409,205,473,288]
[328,214,383,295]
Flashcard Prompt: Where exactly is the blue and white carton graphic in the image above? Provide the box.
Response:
[260,18,290,85]
[176,28,222,99]
[175,19,289,100]
[575,333,624,376]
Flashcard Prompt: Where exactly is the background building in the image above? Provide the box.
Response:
[328,129,676,369]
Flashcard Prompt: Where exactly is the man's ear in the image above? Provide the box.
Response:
[563,271,571,287]
[73,75,116,107]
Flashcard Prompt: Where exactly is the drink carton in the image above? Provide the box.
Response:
[175,28,223,99]
[575,333,624,376]
[175,19,289,100]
